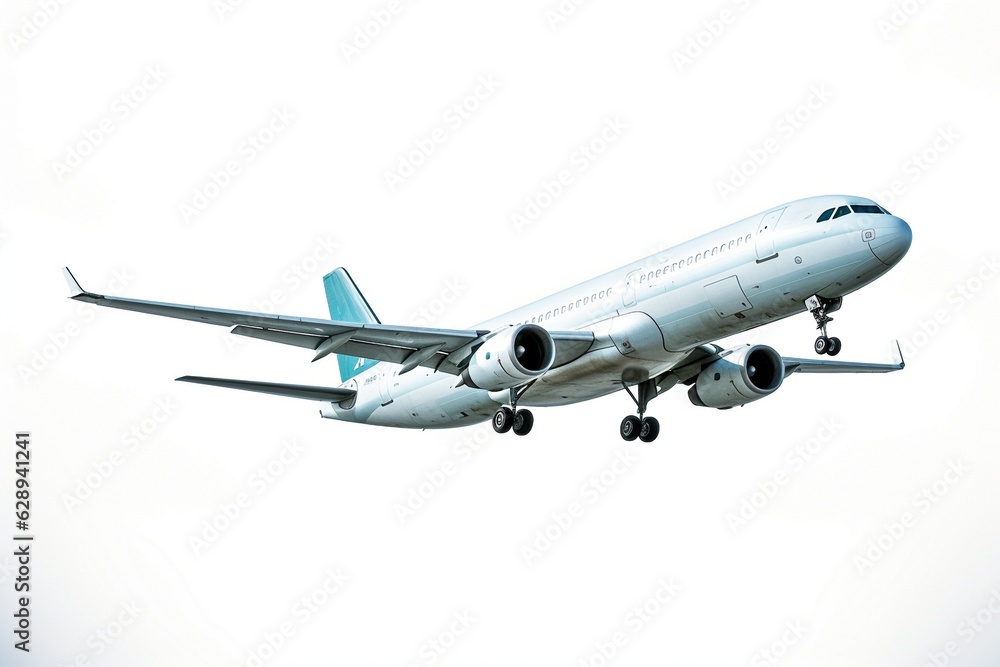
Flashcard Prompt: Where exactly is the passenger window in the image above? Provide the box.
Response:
[816,208,834,223]
[832,206,852,219]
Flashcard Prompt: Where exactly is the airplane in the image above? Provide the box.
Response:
[63,194,911,442]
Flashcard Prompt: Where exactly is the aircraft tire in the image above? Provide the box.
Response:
[639,417,660,443]
[827,337,842,356]
[620,415,641,441]
[493,407,514,433]
[814,336,831,355]
[512,409,534,436]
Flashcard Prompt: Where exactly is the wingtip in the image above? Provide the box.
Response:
[893,340,905,369]
[62,267,84,297]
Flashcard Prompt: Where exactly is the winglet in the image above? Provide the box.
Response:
[62,267,84,297]
[62,267,104,302]
[892,339,905,369]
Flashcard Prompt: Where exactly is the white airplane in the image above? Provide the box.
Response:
[63,194,911,442]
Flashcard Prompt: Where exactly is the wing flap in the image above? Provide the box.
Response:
[231,326,327,350]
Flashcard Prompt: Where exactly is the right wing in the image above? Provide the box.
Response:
[63,268,594,376]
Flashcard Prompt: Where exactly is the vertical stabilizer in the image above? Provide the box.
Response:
[322,268,380,382]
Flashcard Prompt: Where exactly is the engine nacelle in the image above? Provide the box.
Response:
[688,344,784,409]
[462,324,555,391]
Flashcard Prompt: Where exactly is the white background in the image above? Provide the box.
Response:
[3,0,1000,665]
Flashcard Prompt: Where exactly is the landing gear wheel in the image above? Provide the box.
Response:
[827,337,842,356]
[814,336,831,355]
[492,407,514,433]
[512,409,534,436]
[639,417,660,443]
[620,415,641,441]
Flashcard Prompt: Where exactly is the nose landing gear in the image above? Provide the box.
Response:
[620,379,660,442]
[806,295,843,356]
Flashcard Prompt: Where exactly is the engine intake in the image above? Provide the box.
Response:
[462,324,555,391]
[688,344,784,409]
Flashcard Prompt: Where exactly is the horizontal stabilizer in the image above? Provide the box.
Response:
[177,375,356,404]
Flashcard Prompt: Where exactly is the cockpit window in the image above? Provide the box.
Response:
[832,206,852,220]
[851,204,884,214]
[816,208,834,223]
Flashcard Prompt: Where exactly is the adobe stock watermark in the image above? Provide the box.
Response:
[577,578,680,667]
[223,235,340,353]
[920,589,1000,667]
[178,106,295,223]
[213,0,249,20]
[59,601,144,667]
[407,278,467,327]
[671,0,756,73]
[544,0,590,31]
[406,610,476,667]
[61,397,180,512]
[716,85,833,202]
[751,620,807,667]
[19,267,134,384]
[726,417,843,533]
[521,448,638,565]
[383,75,500,192]
[236,567,350,667]
[510,116,627,234]
[339,0,416,63]
[189,439,306,556]
[51,65,168,180]
[873,126,958,210]
[8,0,72,54]
[895,255,996,362]
[393,423,493,524]
[877,0,932,40]
[853,459,969,575]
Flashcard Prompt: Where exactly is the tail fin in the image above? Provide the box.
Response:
[323,268,381,382]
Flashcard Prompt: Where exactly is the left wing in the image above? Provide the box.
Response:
[780,341,904,375]
[62,268,594,375]
[650,341,904,394]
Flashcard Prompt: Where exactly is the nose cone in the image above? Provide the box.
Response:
[867,216,912,266]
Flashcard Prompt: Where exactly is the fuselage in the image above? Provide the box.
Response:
[323,195,911,429]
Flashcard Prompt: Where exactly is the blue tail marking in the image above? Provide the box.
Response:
[322,268,380,383]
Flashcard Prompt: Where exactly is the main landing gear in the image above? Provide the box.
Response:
[492,386,534,436]
[806,295,842,356]
[619,379,660,443]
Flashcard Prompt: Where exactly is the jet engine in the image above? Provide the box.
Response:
[461,324,556,391]
[688,345,785,409]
